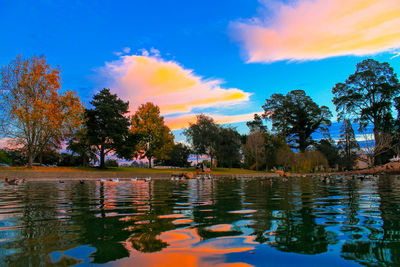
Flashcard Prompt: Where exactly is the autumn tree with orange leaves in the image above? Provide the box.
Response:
[0,55,84,167]
[131,102,174,168]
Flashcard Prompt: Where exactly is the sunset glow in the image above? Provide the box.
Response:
[233,0,400,62]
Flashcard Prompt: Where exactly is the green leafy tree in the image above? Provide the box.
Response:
[67,127,97,166]
[85,89,138,168]
[0,150,12,165]
[131,102,174,168]
[315,139,340,169]
[215,127,242,168]
[332,59,400,164]
[337,120,359,170]
[184,114,219,168]
[156,143,192,167]
[246,114,267,132]
[262,90,332,152]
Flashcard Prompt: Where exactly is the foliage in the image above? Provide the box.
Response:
[262,90,332,152]
[246,114,267,132]
[332,59,400,165]
[85,89,138,168]
[0,150,12,165]
[67,127,98,166]
[315,139,340,169]
[0,55,84,167]
[155,143,192,167]
[243,131,266,170]
[58,153,82,166]
[277,149,328,173]
[337,120,359,170]
[3,149,26,166]
[184,114,219,168]
[332,59,400,131]
[105,159,119,167]
[215,127,242,168]
[131,102,174,168]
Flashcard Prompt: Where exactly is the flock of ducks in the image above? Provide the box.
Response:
[0,173,383,186]
[170,173,212,181]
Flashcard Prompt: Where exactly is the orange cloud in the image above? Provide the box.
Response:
[102,54,251,115]
[165,113,256,130]
[232,0,400,62]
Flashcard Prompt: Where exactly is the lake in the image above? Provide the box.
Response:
[1,176,400,266]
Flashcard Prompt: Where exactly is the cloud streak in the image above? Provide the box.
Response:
[165,113,257,130]
[232,0,400,62]
[101,52,251,117]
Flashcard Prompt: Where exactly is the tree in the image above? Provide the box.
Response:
[262,90,332,152]
[315,139,339,169]
[0,150,12,165]
[337,120,359,170]
[67,127,98,166]
[85,89,138,168]
[246,114,267,132]
[215,127,242,168]
[184,114,219,168]
[332,59,400,164]
[155,143,191,167]
[243,131,266,170]
[131,102,174,168]
[0,55,84,167]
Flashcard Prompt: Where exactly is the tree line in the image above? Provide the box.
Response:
[1,55,399,171]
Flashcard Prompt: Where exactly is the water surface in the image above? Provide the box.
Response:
[1,176,400,266]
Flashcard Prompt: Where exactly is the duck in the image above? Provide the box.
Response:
[145,177,152,182]
[131,177,138,181]
[112,178,120,182]
[2,177,25,185]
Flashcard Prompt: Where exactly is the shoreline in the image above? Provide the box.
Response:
[1,161,399,181]
[0,169,279,181]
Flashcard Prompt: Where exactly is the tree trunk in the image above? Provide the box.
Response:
[148,156,152,168]
[28,151,33,168]
[100,145,105,169]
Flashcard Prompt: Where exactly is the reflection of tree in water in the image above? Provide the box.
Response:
[126,180,187,253]
[242,179,276,244]
[273,207,330,254]
[1,182,82,266]
[192,179,244,239]
[341,176,400,266]
[73,180,185,262]
[251,178,334,254]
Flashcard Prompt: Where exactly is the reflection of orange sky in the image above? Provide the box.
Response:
[205,224,234,232]
[116,228,256,267]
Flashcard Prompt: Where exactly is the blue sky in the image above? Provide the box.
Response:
[1,0,399,141]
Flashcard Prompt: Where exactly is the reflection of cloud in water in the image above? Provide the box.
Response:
[120,228,255,266]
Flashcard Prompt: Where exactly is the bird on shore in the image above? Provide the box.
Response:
[112,178,120,182]
[131,177,138,181]
[2,177,25,185]
[145,177,152,182]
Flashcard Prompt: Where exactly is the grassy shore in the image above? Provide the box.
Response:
[0,166,271,180]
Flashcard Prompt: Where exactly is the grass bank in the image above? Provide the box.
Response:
[0,166,269,180]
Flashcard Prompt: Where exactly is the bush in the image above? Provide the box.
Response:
[0,150,12,165]
[277,149,329,173]
[105,159,119,167]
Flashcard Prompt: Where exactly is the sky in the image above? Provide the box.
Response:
[1,0,400,142]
